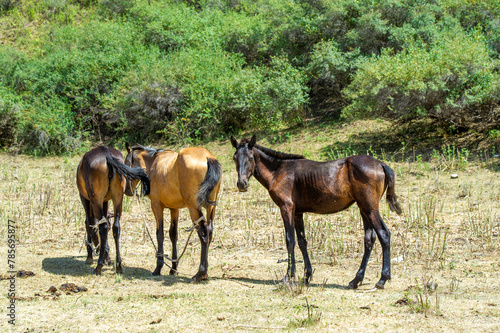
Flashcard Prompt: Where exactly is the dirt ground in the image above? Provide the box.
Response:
[0,131,499,332]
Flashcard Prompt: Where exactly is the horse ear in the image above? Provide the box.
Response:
[125,142,131,154]
[249,135,256,149]
[230,136,238,148]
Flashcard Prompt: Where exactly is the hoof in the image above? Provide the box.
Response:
[347,278,362,290]
[169,269,178,276]
[116,265,123,275]
[375,280,385,289]
[301,276,311,285]
[85,258,93,265]
[303,271,313,285]
[281,273,294,283]
[191,272,208,283]
[152,269,161,276]
[93,266,102,276]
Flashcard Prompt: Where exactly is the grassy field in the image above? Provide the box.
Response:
[0,120,499,332]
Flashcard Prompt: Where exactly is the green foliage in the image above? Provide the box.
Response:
[343,25,500,129]
[0,0,499,153]
[0,88,20,148]
[0,21,158,153]
[98,0,133,16]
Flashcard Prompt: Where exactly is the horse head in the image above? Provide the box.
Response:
[230,135,256,192]
[124,142,149,196]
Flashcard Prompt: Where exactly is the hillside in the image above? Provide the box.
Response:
[0,0,499,154]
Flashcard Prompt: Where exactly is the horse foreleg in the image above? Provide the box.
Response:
[295,213,312,284]
[113,202,123,274]
[348,211,376,289]
[280,204,296,281]
[151,201,165,276]
[168,209,179,275]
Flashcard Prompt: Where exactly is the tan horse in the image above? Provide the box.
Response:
[125,143,222,282]
[76,146,150,275]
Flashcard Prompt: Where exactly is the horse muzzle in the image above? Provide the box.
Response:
[237,180,248,192]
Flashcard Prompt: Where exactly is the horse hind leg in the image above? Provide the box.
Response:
[151,201,165,276]
[112,201,123,274]
[348,211,376,290]
[79,194,94,265]
[103,200,112,266]
[189,207,211,283]
[168,209,180,276]
[373,212,391,289]
[91,200,110,276]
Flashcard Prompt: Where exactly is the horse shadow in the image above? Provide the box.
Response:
[41,256,192,284]
[209,276,346,290]
[42,256,347,289]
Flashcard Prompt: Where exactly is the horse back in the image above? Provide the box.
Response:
[76,146,126,202]
[282,155,387,214]
[177,147,219,205]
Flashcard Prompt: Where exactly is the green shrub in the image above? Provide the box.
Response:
[17,98,78,154]
[98,0,133,16]
[113,47,308,144]
[0,90,19,148]
[343,25,500,129]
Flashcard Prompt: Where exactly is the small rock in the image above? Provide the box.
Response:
[60,283,88,293]
[17,270,35,278]
[47,286,57,293]
[450,174,458,179]
[395,298,410,306]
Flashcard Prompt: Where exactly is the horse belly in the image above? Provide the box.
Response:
[296,194,354,214]
[151,185,186,209]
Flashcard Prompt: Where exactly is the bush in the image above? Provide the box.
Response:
[17,98,79,154]
[161,49,308,141]
[305,40,355,117]
[343,25,500,129]
[0,91,19,148]
[113,47,308,144]
[0,21,158,152]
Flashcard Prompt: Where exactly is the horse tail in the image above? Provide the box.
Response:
[105,151,151,196]
[82,155,95,197]
[382,164,402,215]
[197,158,222,209]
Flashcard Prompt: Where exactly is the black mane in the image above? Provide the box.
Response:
[131,144,166,158]
[255,144,304,160]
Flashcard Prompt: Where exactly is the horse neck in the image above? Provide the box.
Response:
[252,148,282,191]
[139,152,157,174]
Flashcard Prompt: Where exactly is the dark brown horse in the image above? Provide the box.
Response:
[125,144,222,282]
[230,136,402,289]
[76,146,150,275]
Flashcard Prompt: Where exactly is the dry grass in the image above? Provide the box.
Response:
[1,120,499,332]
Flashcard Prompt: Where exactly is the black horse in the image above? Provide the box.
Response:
[76,146,150,275]
[230,136,402,289]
